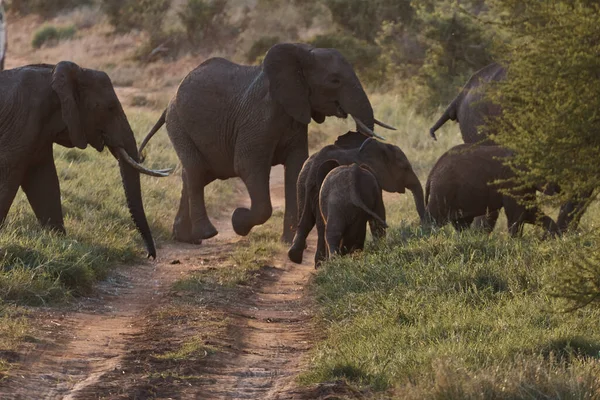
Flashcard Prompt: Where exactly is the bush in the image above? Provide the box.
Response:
[6,0,91,17]
[309,33,385,85]
[246,35,280,64]
[100,0,170,35]
[178,0,230,45]
[31,24,76,49]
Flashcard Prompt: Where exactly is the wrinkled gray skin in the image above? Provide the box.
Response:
[0,3,5,71]
[429,63,505,144]
[430,62,588,231]
[426,144,560,237]
[0,62,163,258]
[318,163,387,265]
[139,43,381,244]
[288,131,425,265]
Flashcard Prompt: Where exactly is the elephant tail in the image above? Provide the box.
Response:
[138,109,166,160]
[425,177,431,206]
[357,201,388,228]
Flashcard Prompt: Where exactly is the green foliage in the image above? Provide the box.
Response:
[6,0,91,17]
[31,24,76,49]
[489,1,600,205]
[309,33,385,84]
[321,0,414,43]
[303,228,600,393]
[246,35,279,64]
[100,0,170,35]
[177,0,229,45]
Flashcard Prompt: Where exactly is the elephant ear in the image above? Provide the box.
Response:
[51,61,87,149]
[316,159,341,191]
[334,131,366,149]
[264,43,313,125]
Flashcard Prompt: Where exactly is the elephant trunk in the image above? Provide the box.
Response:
[339,82,375,135]
[110,140,157,259]
[406,172,426,223]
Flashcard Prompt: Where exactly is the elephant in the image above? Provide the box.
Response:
[287,131,425,265]
[429,62,506,144]
[429,62,589,231]
[0,62,170,258]
[318,163,387,263]
[425,144,560,237]
[137,43,393,245]
[0,3,5,71]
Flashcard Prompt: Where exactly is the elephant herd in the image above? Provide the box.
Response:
[0,42,589,264]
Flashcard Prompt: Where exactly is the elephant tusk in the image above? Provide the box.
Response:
[352,115,386,141]
[116,148,173,177]
[374,118,397,131]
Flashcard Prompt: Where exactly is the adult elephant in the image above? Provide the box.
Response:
[138,43,392,244]
[429,62,505,143]
[0,62,170,258]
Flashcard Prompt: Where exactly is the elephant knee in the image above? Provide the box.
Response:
[254,204,273,224]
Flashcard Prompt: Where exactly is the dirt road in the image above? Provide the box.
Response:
[0,167,320,399]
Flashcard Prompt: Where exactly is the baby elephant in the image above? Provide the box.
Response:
[426,144,560,237]
[318,162,387,264]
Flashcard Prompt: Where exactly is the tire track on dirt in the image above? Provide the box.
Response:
[0,166,317,399]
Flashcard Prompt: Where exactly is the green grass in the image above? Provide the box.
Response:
[0,108,236,305]
[31,24,77,49]
[300,92,600,397]
[0,303,30,375]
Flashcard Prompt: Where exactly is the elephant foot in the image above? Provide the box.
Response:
[232,208,254,236]
[287,242,304,264]
[173,230,203,244]
[193,222,219,240]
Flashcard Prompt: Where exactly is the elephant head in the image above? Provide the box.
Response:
[50,61,169,258]
[357,137,426,222]
[263,43,390,137]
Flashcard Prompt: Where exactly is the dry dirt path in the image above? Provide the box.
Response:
[0,167,321,399]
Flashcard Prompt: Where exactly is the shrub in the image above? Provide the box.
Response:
[100,0,170,35]
[178,0,230,45]
[245,35,280,64]
[31,24,76,49]
[6,0,91,17]
[309,33,385,85]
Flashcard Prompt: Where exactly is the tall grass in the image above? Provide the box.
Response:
[0,108,236,305]
[302,93,600,396]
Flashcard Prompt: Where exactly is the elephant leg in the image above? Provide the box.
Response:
[473,210,499,233]
[314,215,328,268]
[452,216,474,232]
[0,171,23,229]
[557,189,593,232]
[282,149,308,244]
[21,152,65,233]
[177,165,218,243]
[343,220,367,255]
[232,168,272,236]
[288,195,316,264]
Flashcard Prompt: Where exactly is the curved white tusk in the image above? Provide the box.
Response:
[374,118,397,131]
[352,115,386,141]
[116,148,173,177]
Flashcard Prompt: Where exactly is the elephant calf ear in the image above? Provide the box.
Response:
[264,43,313,125]
[316,159,341,190]
[51,61,87,150]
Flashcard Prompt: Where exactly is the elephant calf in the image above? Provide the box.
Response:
[426,144,560,237]
[288,131,425,265]
[318,163,387,264]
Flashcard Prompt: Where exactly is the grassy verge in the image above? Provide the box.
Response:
[302,228,600,396]
[0,108,236,305]
[0,303,30,376]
